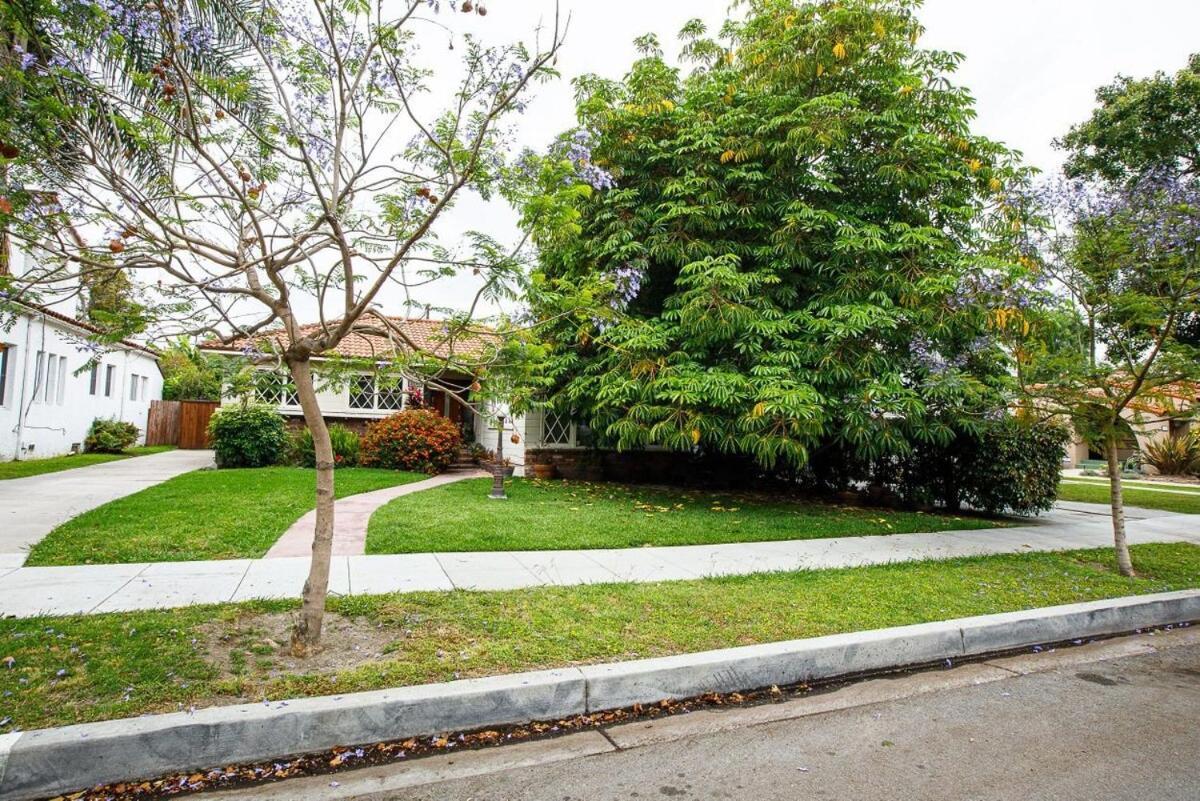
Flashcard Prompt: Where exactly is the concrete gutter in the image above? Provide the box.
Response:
[1,590,1197,801]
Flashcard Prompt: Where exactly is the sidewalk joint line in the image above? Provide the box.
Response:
[595,727,621,751]
[229,559,255,603]
[88,562,153,614]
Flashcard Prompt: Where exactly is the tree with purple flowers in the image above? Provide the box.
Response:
[0,0,568,653]
[1014,173,1200,576]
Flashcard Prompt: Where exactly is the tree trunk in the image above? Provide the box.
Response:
[1105,433,1135,577]
[288,358,336,655]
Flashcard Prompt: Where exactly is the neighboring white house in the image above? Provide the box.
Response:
[0,301,163,460]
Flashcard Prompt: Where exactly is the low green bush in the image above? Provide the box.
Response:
[207,404,288,468]
[290,423,360,468]
[84,419,139,453]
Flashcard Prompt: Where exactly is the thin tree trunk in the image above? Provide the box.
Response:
[289,358,336,655]
[1106,433,1135,577]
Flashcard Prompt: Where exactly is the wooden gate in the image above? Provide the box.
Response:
[145,400,181,446]
[178,400,220,449]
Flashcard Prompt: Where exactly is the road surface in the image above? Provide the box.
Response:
[212,630,1200,801]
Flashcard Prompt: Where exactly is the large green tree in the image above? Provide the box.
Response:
[524,0,1034,478]
[1058,53,1200,184]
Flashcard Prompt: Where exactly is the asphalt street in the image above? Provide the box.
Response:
[212,632,1200,801]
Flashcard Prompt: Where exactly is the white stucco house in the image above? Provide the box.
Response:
[1,245,163,461]
[0,301,163,460]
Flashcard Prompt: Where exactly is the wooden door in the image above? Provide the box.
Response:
[179,400,219,449]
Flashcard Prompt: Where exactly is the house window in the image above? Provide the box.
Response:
[89,363,100,395]
[255,371,299,406]
[33,351,44,403]
[130,373,140,401]
[349,374,405,411]
[542,411,573,446]
[56,357,66,405]
[44,354,58,404]
[104,365,116,397]
[376,378,405,410]
[349,375,375,409]
[141,375,149,400]
[0,345,9,405]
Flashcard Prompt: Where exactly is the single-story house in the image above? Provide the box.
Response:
[199,317,619,477]
[1061,382,1198,468]
[0,300,163,459]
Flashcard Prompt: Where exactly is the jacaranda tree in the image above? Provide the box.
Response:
[0,0,568,654]
[522,0,1038,488]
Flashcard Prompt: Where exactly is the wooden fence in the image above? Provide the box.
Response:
[147,400,219,449]
[145,400,180,446]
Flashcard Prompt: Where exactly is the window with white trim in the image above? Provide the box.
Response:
[104,365,116,397]
[349,374,405,411]
[130,373,140,401]
[255,371,299,406]
[542,410,573,446]
[55,356,66,405]
[0,345,9,406]
[88,363,100,395]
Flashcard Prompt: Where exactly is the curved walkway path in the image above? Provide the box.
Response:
[264,469,489,558]
[0,449,216,569]
[0,500,1197,619]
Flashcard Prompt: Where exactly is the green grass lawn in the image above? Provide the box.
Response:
[0,446,175,481]
[1,542,1196,731]
[366,478,1003,554]
[26,467,425,566]
[1058,481,1200,515]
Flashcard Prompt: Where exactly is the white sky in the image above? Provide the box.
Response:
[340,0,1200,317]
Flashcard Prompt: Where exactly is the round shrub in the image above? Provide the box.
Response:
[85,418,139,453]
[208,404,288,468]
[360,410,462,474]
[291,423,360,468]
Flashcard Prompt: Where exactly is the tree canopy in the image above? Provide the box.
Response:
[524,0,1035,471]
[1058,53,1200,184]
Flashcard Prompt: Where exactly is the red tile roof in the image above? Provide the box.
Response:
[15,300,158,357]
[200,316,495,364]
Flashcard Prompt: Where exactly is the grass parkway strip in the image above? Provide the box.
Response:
[0,542,1196,733]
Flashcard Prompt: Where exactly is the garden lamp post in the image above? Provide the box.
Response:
[490,414,507,500]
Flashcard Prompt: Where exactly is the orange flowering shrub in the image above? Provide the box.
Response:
[359,410,462,474]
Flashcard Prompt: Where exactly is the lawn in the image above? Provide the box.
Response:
[1058,481,1200,515]
[366,477,1003,554]
[0,446,175,481]
[26,467,425,566]
[1,542,1196,731]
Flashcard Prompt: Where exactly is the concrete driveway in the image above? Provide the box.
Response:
[0,449,214,567]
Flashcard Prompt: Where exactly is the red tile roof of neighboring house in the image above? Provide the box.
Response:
[200,317,495,363]
[13,300,158,357]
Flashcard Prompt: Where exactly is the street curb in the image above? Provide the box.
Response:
[1,590,1197,801]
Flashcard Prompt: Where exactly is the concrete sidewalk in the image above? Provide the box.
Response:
[0,449,215,568]
[265,470,489,558]
[0,502,1196,618]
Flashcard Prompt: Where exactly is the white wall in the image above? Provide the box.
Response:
[0,311,163,460]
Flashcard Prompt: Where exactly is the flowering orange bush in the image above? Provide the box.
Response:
[359,410,462,474]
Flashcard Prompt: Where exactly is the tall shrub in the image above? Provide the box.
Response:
[208,404,288,468]
[360,410,461,474]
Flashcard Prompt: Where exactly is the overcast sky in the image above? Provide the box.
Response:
[373,0,1200,317]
